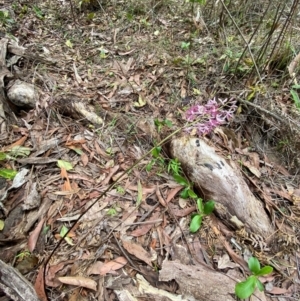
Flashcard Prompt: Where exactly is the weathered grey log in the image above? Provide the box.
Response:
[170,136,274,238]
[159,260,266,301]
[0,260,41,301]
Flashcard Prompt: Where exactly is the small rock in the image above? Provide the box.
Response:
[7,80,38,108]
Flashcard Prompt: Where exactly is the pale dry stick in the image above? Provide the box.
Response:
[238,97,291,125]
[124,219,163,226]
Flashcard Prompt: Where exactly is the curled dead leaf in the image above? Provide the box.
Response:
[58,276,97,291]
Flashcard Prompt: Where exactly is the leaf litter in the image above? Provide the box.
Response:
[0,1,299,301]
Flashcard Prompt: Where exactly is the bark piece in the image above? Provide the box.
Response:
[170,136,274,238]
[0,259,41,301]
[159,260,265,301]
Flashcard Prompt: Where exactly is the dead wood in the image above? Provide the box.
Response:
[0,259,41,301]
[159,260,266,301]
[170,136,274,238]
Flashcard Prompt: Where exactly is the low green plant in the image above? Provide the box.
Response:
[235,257,273,299]
[0,10,14,28]
[154,118,172,133]
[172,174,215,232]
[167,158,181,175]
[190,198,215,232]
[107,207,117,216]
[290,84,300,109]
[146,146,165,172]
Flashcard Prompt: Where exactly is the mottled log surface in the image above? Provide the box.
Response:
[170,136,274,238]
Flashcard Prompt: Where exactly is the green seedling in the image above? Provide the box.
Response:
[32,5,44,19]
[107,207,117,216]
[16,250,31,261]
[0,10,14,27]
[173,174,215,232]
[154,118,172,133]
[146,146,164,172]
[167,158,181,175]
[173,174,195,199]
[190,198,215,232]
[181,42,190,50]
[235,257,273,299]
[290,84,300,109]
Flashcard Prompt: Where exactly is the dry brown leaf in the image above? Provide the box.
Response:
[168,205,196,217]
[102,165,119,185]
[166,186,183,203]
[81,152,89,167]
[217,253,239,269]
[45,262,65,287]
[3,135,28,151]
[242,161,261,178]
[34,266,47,301]
[88,257,127,275]
[268,286,289,295]
[130,211,161,237]
[156,186,166,207]
[87,261,104,275]
[122,239,152,266]
[58,276,97,291]
[28,218,45,252]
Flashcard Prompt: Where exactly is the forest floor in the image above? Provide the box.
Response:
[0,1,300,300]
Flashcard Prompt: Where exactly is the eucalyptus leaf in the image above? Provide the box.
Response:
[57,160,73,171]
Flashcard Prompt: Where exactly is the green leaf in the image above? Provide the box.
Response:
[32,5,44,19]
[72,148,83,155]
[146,160,155,172]
[290,89,300,108]
[235,276,256,299]
[57,160,73,171]
[0,219,4,231]
[256,266,273,276]
[173,174,189,186]
[152,147,161,158]
[203,200,215,215]
[60,225,69,237]
[180,187,190,199]
[188,189,198,199]
[164,119,173,127]
[256,278,264,291]
[60,226,74,246]
[0,168,17,179]
[248,257,261,274]
[196,198,203,212]
[64,236,74,245]
[190,214,202,233]
[0,152,6,160]
[65,39,73,48]
[292,84,300,89]
[8,146,31,158]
